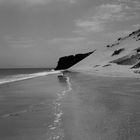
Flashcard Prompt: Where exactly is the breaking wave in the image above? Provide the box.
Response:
[0,70,62,85]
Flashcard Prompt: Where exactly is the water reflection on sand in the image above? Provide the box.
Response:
[0,72,140,140]
[62,73,140,140]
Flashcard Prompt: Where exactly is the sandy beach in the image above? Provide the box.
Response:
[0,74,64,140]
[1,0,140,139]
[63,72,140,140]
[0,72,140,140]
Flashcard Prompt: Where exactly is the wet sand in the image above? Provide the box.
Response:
[0,74,65,140]
[0,72,140,140]
[62,73,140,140]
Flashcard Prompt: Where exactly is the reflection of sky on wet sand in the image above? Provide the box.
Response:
[57,75,68,87]
[45,74,73,140]
[68,73,140,140]
[95,90,140,140]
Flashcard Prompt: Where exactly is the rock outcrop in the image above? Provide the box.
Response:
[55,51,95,70]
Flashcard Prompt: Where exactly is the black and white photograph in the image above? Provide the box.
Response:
[0,0,140,139]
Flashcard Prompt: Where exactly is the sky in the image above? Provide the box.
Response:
[0,0,140,68]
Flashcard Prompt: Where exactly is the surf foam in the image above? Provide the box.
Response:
[0,70,62,85]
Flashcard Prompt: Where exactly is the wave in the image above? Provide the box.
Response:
[0,70,62,85]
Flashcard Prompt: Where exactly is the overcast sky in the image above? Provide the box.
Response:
[0,0,140,68]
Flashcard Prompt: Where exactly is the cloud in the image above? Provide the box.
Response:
[57,0,76,4]
[117,0,140,9]
[107,30,132,38]
[75,3,140,34]
[48,37,85,44]
[5,35,35,48]
[0,0,76,7]
[118,0,140,4]
[75,19,104,32]
[75,4,124,33]
[132,24,140,29]
[0,0,49,5]
[48,37,90,52]
[104,23,140,39]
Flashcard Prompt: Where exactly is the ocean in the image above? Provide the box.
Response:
[0,70,140,140]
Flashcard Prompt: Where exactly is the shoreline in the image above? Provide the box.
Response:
[0,70,62,86]
[70,69,140,78]
[62,71,140,140]
[0,71,140,139]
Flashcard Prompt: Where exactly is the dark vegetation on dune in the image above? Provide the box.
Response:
[137,33,140,37]
[103,64,111,67]
[55,51,95,70]
[135,47,140,53]
[112,48,125,56]
[131,61,140,69]
[94,65,100,68]
[110,53,140,65]
[106,29,140,48]
[106,45,110,48]
[106,42,120,48]
[134,70,140,74]
[129,29,140,37]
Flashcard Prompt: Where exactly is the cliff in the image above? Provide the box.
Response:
[55,51,95,70]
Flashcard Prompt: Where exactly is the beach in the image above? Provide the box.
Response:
[0,74,63,140]
[0,72,140,140]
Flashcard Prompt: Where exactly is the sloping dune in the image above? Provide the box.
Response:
[71,29,140,77]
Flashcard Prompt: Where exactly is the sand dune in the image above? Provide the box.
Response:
[71,29,140,77]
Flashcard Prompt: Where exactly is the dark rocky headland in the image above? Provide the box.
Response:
[55,51,95,70]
